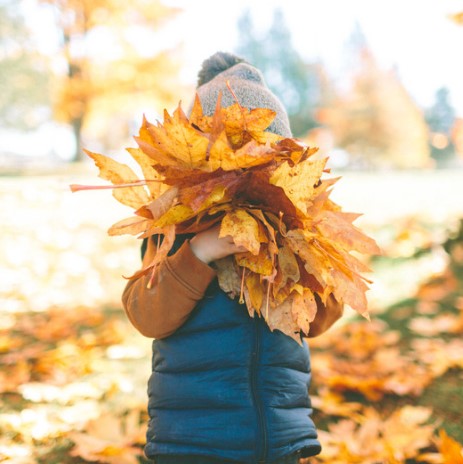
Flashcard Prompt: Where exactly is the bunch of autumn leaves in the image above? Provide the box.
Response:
[75,94,380,343]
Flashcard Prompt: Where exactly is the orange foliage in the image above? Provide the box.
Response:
[72,94,380,342]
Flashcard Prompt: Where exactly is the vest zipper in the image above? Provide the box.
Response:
[251,318,268,463]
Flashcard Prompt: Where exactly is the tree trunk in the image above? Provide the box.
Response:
[70,117,84,162]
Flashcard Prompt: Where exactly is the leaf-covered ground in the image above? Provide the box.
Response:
[1,172,462,463]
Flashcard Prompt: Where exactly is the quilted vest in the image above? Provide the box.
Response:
[144,272,321,463]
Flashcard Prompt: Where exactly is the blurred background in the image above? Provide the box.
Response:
[2,0,463,169]
[1,0,463,463]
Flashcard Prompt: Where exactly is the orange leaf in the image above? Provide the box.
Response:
[317,210,381,255]
[437,429,463,464]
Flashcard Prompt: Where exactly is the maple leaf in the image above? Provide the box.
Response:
[275,243,301,293]
[126,147,166,199]
[316,210,381,255]
[107,216,153,237]
[269,158,327,216]
[220,209,262,256]
[189,93,212,133]
[215,256,242,300]
[221,103,280,146]
[69,411,145,464]
[144,104,210,169]
[243,271,265,316]
[265,291,301,343]
[236,246,274,276]
[84,150,150,209]
[213,139,275,171]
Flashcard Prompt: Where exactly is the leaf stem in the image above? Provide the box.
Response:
[239,266,246,304]
[70,179,160,193]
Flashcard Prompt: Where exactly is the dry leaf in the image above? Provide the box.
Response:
[69,411,145,464]
[85,150,150,209]
[220,209,261,255]
[269,158,327,215]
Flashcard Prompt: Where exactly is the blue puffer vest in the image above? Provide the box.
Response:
[143,238,321,463]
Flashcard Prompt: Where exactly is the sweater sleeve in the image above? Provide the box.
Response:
[122,239,216,339]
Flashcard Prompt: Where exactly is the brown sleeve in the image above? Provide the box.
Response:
[307,294,344,338]
[122,239,216,339]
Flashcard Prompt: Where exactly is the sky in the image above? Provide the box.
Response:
[160,0,463,115]
[8,0,463,159]
[23,0,463,114]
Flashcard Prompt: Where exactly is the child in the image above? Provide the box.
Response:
[122,52,344,464]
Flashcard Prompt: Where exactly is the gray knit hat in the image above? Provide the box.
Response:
[193,52,292,137]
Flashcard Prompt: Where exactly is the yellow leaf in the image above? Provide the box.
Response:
[198,185,229,212]
[153,204,194,228]
[285,229,330,288]
[269,158,327,216]
[208,130,236,171]
[108,216,151,236]
[221,104,278,146]
[236,246,274,276]
[147,105,209,168]
[189,93,212,133]
[219,209,261,255]
[275,243,301,292]
[244,272,264,315]
[86,150,150,209]
[126,147,167,199]
[291,287,317,335]
[266,293,302,345]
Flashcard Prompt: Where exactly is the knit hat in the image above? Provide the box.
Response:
[193,51,292,137]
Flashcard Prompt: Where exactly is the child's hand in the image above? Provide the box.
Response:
[190,224,247,264]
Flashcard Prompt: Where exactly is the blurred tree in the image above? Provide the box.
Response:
[449,11,463,25]
[425,87,456,167]
[38,0,181,161]
[318,25,430,169]
[0,1,50,130]
[235,8,321,137]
